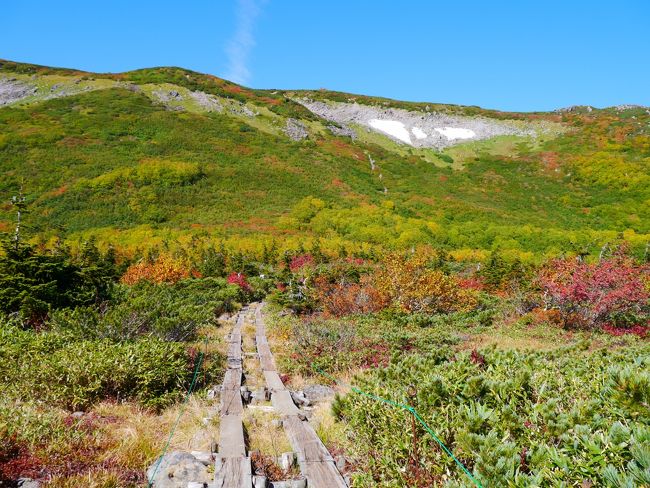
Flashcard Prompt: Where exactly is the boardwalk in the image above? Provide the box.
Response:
[213,309,251,488]
[255,304,348,488]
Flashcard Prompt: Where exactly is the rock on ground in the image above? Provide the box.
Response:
[146,451,211,488]
[327,124,357,139]
[190,90,223,112]
[285,118,309,140]
[0,78,37,106]
[303,384,335,402]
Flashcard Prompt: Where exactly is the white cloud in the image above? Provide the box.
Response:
[224,0,264,85]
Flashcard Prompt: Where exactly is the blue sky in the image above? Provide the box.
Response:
[3,0,649,111]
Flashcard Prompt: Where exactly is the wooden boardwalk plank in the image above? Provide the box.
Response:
[218,414,247,457]
[263,370,285,390]
[213,308,251,487]
[222,368,243,390]
[213,457,252,488]
[255,303,348,488]
[271,389,300,416]
[220,386,243,416]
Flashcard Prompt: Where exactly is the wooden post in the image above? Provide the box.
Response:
[408,385,419,474]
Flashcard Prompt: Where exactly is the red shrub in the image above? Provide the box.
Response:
[227,272,252,292]
[0,434,42,483]
[537,252,649,329]
[290,254,314,272]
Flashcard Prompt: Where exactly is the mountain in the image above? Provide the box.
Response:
[1,59,649,260]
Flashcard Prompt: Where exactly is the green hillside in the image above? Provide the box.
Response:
[1,59,649,260]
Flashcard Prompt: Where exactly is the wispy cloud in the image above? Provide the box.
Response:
[224,0,264,85]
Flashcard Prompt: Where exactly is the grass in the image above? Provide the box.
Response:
[243,409,292,457]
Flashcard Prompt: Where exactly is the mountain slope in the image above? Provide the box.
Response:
[1,59,649,260]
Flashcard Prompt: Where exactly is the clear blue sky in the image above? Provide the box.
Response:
[3,0,649,111]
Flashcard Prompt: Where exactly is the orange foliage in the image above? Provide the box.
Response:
[373,252,478,314]
[121,254,199,285]
[314,275,388,317]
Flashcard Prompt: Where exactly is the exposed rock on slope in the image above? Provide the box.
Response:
[189,90,223,112]
[298,98,531,149]
[0,77,36,105]
[285,118,309,140]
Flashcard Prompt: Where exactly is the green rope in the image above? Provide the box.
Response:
[147,337,208,488]
[312,365,483,488]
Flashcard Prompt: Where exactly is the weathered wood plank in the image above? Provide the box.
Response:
[213,456,252,488]
[226,332,242,343]
[222,368,243,390]
[283,417,333,463]
[271,390,300,416]
[220,386,243,415]
[218,413,247,457]
[263,370,285,390]
[213,308,251,487]
[301,461,348,488]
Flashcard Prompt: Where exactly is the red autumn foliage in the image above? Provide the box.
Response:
[537,251,650,329]
[227,272,252,292]
[458,276,486,291]
[603,324,648,338]
[289,253,314,272]
[0,434,42,483]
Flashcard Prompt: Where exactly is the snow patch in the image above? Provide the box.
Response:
[411,127,427,139]
[369,119,412,144]
[434,127,476,140]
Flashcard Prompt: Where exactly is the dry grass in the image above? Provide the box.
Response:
[311,402,348,453]
[243,409,292,457]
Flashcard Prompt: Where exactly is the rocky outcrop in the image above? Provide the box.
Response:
[0,78,37,106]
[285,118,309,140]
[190,90,224,112]
[298,98,531,149]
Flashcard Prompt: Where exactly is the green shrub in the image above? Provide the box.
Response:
[335,344,650,486]
[0,321,191,410]
[49,278,239,341]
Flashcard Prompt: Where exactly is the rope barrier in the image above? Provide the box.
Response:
[312,364,483,488]
[147,336,208,488]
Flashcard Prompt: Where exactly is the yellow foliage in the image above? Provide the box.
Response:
[121,253,195,285]
[373,252,478,313]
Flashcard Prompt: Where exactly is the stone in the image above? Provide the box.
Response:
[253,475,268,487]
[335,455,347,471]
[270,480,306,488]
[146,451,211,488]
[290,391,310,407]
[279,451,296,471]
[190,451,213,465]
[17,479,40,488]
[71,411,85,418]
[240,386,252,403]
[284,118,308,141]
[251,388,269,404]
[302,384,335,403]
[187,483,207,488]
[271,419,283,429]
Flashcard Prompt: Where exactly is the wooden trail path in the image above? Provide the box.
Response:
[206,303,347,487]
[213,307,252,487]
[254,304,348,488]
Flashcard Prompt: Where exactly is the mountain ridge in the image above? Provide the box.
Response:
[1,59,649,261]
